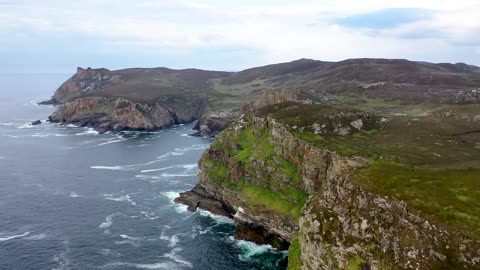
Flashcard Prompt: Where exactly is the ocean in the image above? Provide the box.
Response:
[0,74,288,270]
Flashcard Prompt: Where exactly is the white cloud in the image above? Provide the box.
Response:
[1,0,479,71]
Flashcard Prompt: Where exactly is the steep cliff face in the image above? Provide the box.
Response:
[49,95,206,133]
[40,67,120,105]
[177,112,480,269]
[299,176,480,270]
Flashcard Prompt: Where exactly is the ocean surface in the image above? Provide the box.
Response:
[0,74,288,270]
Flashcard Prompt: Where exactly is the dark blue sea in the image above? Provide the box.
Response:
[0,74,288,270]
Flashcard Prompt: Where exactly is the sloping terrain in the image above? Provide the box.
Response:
[43,58,480,135]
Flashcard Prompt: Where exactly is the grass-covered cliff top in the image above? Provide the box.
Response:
[254,101,480,238]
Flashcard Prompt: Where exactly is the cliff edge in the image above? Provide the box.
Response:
[177,102,480,269]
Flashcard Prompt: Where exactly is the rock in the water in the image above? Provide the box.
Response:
[31,120,42,125]
[174,189,232,218]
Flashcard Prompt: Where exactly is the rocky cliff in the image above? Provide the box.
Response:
[176,107,480,269]
[48,96,206,133]
[42,58,480,135]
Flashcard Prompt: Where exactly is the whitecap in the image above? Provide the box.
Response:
[140,211,159,220]
[163,248,192,268]
[103,261,182,270]
[135,175,161,180]
[104,194,137,206]
[140,164,197,173]
[228,236,287,262]
[161,173,196,177]
[162,192,189,213]
[0,122,16,127]
[97,139,126,146]
[0,231,30,241]
[174,144,210,152]
[180,134,190,137]
[160,232,179,248]
[198,210,234,225]
[17,124,34,129]
[69,192,83,198]
[75,128,99,136]
[52,240,70,270]
[119,234,141,241]
[91,165,135,171]
[99,214,115,229]
[157,151,184,159]
[25,233,47,240]
[92,159,164,171]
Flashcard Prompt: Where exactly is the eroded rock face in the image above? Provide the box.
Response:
[299,177,480,270]
[177,115,480,269]
[40,67,119,105]
[48,96,206,133]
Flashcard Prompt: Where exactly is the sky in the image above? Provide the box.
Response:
[1,0,480,73]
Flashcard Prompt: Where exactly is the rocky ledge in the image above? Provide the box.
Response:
[176,113,480,269]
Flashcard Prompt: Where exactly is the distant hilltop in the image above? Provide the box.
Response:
[40,58,480,135]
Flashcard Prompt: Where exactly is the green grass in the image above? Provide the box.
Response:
[347,255,366,270]
[241,185,305,219]
[291,114,480,168]
[287,236,302,270]
[355,162,480,238]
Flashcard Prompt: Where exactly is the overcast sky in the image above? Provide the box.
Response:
[1,0,480,73]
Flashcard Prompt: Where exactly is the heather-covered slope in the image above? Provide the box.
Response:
[177,101,480,269]
[42,58,480,135]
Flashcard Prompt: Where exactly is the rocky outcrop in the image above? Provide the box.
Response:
[177,115,480,269]
[48,96,206,133]
[299,177,480,270]
[40,67,119,105]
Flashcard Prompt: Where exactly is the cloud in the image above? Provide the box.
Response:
[335,8,431,29]
[0,0,479,73]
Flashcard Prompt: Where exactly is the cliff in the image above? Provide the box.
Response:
[48,96,206,133]
[176,102,480,269]
[42,58,480,135]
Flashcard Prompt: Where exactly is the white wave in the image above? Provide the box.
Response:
[179,134,190,137]
[162,192,189,213]
[92,158,164,171]
[97,139,126,146]
[99,214,115,229]
[0,231,30,241]
[25,233,47,240]
[75,128,99,136]
[69,192,83,198]
[119,234,141,241]
[163,248,192,268]
[0,122,16,127]
[18,124,34,129]
[162,191,180,202]
[91,165,134,171]
[160,232,180,248]
[141,211,159,220]
[228,236,287,261]
[140,164,197,173]
[192,225,212,235]
[104,194,137,206]
[52,240,70,270]
[103,261,182,270]
[157,151,184,159]
[6,135,19,138]
[174,144,210,152]
[161,173,196,177]
[198,209,234,225]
